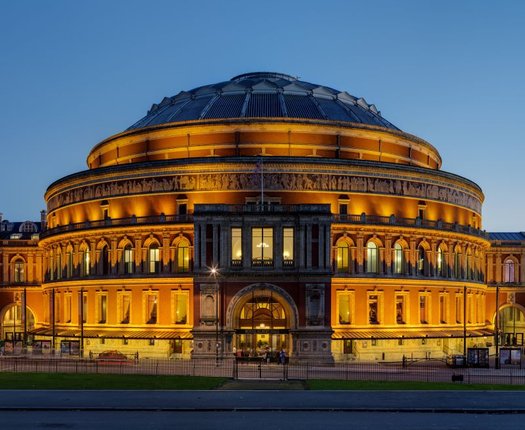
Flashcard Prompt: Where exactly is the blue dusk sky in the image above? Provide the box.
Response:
[1,1,524,231]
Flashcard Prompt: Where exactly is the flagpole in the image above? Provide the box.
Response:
[260,155,264,206]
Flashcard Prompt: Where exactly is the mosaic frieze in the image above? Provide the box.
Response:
[47,172,482,213]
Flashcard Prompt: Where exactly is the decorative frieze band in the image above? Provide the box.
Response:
[48,171,482,213]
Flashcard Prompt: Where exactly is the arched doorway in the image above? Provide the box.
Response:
[1,304,35,340]
[498,305,525,346]
[227,284,298,359]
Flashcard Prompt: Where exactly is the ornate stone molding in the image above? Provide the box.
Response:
[48,170,482,213]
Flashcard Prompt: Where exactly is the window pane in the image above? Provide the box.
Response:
[177,240,190,272]
[338,294,350,324]
[396,295,405,323]
[393,243,403,274]
[252,227,273,266]
[369,295,378,324]
[174,293,187,324]
[283,228,294,263]
[124,247,134,274]
[231,228,242,262]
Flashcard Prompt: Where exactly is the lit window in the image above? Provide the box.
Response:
[396,295,406,324]
[503,258,515,283]
[81,248,90,277]
[148,244,160,274]
[366,242,379,274]
[146,294,158,324]
[231,228,242,266]
[283,228,294,266]
[120,294,131,324]
[98,295,107,324]
[336,239,350,272]
[173,292,188,324]
[338,293,351,325]
[368,295,379,324]
[393,243,404,275]
[14,260,25,283]
[176,238,190,272]
[123,245,134,274]
[437,247,444,277]
[251,227,273,266]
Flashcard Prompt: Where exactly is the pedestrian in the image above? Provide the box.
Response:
[279,348,286,365]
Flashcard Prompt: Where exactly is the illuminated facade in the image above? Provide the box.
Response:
[1,72,524,362]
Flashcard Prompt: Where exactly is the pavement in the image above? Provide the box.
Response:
[0,388,524,413]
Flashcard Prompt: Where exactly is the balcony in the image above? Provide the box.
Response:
[334,213,488,239]
[40,214,193,239]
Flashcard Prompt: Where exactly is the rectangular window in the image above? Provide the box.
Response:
[55,294,61,323]
[369,295,379,324]
[439,295,447,324]
[339,204,348,215]
[455,295,462,323]
[82,292,88,324]
[146,294,158,324]
[119,294,131,324]
[338,293,351,325]
[98,295,107,324]
[173,292,188,324]
[467,295,473,324]
[231,228,242,266]
[283,227,294,266]
[251,227,273,266]
[420,295,428,324]
[64,294,72,323]
[396,295,406,324]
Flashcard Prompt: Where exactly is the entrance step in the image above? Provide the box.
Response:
[219,379,306,390]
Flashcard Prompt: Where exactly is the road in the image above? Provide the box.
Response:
[0,390,524,429]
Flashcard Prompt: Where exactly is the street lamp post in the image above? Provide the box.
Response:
[211,267,220,366]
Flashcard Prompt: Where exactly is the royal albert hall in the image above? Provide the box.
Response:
[2,72,525,363]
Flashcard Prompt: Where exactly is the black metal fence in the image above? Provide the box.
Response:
[2,356,525,385]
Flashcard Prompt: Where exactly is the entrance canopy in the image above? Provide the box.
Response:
[333,328,494,340]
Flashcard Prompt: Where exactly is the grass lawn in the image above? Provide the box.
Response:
[0,372,227,390]
[307,379,525,391]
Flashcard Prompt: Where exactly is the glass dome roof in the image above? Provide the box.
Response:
[127,72,398,131]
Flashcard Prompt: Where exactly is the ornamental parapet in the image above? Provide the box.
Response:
[40,213,193,239]
[333,213,489,239]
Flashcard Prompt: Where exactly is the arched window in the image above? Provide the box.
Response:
[453,247,461,279]
[81,247,90,277]
[366,242,379,274]
[99,244,110,275]
[437,247,445,277]
[336,239,351,273]
[13,259,25,283]
[176,238,190,273]
[122,244,134,274]
[148,244,160,274]
[56,252,62,280]
[66,249,73,278]
[393,242,405,275]
[417,245,427,276]
[503,258,516,283]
